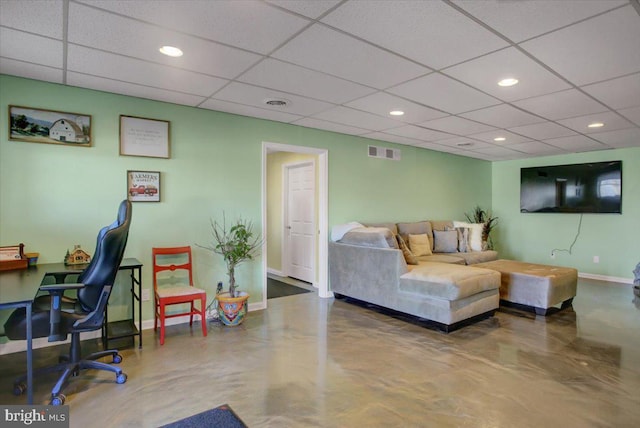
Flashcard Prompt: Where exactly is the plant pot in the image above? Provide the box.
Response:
[216,291,249,326]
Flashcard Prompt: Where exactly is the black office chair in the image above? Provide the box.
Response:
[4,200,132,405]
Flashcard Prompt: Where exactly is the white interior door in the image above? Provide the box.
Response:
[284,161,315,283]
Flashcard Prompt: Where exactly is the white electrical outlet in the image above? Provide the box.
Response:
[550,251,556,259]
[141,288,151,301]
[593,255,600,264]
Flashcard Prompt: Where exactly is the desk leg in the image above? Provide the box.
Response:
[26,302,33,405]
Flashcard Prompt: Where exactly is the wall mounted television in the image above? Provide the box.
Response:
[520,161,622,214]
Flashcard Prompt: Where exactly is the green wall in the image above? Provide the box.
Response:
[1,75,492,324]
[492,148,640,280]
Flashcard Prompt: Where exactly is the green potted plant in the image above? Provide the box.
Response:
[201,215,262,326]
[465,206,498,250]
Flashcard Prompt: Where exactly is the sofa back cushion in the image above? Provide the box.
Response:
[339,227,399,249]
[364,222,398,235]
[397,221,433,249]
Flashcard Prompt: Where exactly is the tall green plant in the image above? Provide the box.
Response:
[200,215,262,297]
[465,206,498,249]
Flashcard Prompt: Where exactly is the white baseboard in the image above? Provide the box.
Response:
[578,272,633,284]
[1,304,266,355]
[267,267,284,277]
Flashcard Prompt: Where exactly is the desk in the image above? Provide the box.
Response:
[0,258,143,403]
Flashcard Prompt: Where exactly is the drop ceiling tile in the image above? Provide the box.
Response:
[363,132,425,146]
[0,0,63,39]
[239,58,375,104]
[422,143,465,155]
[557,111,635,134]
[311,106,401,131]
[67,45,228,96]
[345,92,448,124]
[68,2,262,79]
[200,98,302,123]
[430,137,493,151]
[273,24,430,89]
[581,73,640,110]
[512,89,609,120]
[213,82,334,116]
[79,0,310,54]
[619,106,640,126]
[384,125,455,141]
[67,72,206,106]
[542,135,609,152]
[460,151,501,161]
[589,128,640,148]
[443,47,570,102]
[293,118,369,136]
[266,0,341,19]
[521,6,640,85]
[508,122,577,140]
[453,0,626,43]
[321,0,508,69]
[419,116,496,135]
[466,130,531,145]
[508,141,568,155]
[460,104,544,128]
[388,73,500,114]
[0,58,62,84]
[0,28,63,68]
[469,146,525,159]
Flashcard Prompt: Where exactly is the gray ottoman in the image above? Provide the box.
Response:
[475,259,577,316]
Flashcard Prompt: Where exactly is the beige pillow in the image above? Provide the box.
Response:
[408,233,432,256]
[396,235,418,265]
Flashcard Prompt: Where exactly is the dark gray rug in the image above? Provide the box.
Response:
[267,278,312,299]
[159,404,247,428]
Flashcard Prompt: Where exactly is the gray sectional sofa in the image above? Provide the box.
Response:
[329,220,501,332]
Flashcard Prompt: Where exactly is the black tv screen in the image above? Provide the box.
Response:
[520,161,622,214]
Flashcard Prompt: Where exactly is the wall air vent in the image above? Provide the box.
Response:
[368,145,401,161]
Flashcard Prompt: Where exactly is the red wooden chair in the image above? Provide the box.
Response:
[152,246,207,345]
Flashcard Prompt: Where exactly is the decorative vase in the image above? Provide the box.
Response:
[216,291,249,326]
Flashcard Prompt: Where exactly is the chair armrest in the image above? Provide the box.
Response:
[44,270,84,284]
[39,283,86,342]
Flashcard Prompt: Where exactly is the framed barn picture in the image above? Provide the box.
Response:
[9,105,92,147]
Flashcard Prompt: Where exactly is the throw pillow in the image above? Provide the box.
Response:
[453,221,484,252]
[408,233,432,256]
[433,230,458,253]
[331,221,364,242]
[339,227,398,249]
[455,227,470,252]
[396,235,418,265]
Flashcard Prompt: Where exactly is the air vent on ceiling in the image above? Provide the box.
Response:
[263,98,289,107]
[368,145,401,161]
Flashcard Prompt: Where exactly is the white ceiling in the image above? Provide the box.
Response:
[1,0,640,161]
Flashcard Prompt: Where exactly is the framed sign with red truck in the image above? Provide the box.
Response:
[127,170,161,202]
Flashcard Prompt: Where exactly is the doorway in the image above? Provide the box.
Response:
[262,142,330,309]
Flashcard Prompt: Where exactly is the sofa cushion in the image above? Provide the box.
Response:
[396,235,418,265]
[433,230,458,253]
[453,221,484,251]
[429,220,454,232]
[416,254,466,265]
[408,234,432,256]
[454,250,499,265]
[339,227,398,249]
[400,262,500,300]
[398,221,433,249]
[364,222,398,235]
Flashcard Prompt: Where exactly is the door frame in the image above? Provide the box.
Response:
[262,142,331,309]
[282,159,316,283]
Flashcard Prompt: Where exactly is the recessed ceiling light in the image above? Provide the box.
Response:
[159,46,183,57]
[498,78,518,87]
[587,122,604,128]
[389,110,405,116]
[494,137,506,142]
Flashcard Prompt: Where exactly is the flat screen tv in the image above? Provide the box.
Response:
[520,161,622,214]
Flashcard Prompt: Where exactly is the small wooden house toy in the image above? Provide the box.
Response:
[65,245,91,265]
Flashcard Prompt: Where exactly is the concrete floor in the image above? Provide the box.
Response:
[1,278,639,427]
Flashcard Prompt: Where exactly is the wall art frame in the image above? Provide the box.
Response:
[127,170,161,202]
[120,115,170,158]
[9,105,92,147]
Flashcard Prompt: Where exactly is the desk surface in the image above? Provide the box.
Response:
[0,258,142,305]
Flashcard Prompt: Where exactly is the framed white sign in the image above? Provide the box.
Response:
[120,115,170,158]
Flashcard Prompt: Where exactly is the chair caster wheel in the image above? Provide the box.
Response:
[13,382,26,396]
[116,373,127,384]
[51,394,65,406]
[113,354,123,364]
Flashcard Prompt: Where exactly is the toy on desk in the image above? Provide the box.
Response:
[0,243,28,271]
[64,245,91,266]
